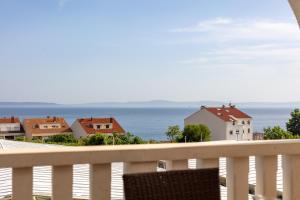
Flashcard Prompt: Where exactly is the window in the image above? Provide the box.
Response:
[229,130,233,135]
[243,130,245,133]
[247,120,251,125]
[106,124,110,129]
[96,125,101,129]
[236,130,240,134]
[233,121,235,125]
[248,128,251,133]
[33,124,39,129]
[242,121,245,125]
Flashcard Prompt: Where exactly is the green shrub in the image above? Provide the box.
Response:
[84,134,108,145]
[177,124,211,142]
[44,134,77,144]
[165,125,182,142]
[264,126,294,139]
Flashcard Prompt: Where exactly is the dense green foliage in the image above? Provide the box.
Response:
[83,134,108,145]
[15,132,146,146]
[177,124,211,142]
[286,109,300,136]
[105,133,145,145]
[263,126,295,140]
[44,134,78,144]
[165,125,182,142]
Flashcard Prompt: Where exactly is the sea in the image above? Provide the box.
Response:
[0,107,294,140]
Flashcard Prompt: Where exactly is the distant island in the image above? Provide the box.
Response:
[0,102,58,107]
[1,100,300,108]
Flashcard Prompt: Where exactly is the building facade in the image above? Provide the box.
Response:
[23,117,72,138]
[184,105,253,141]
[71,117,125,138]
[0,117,24,139]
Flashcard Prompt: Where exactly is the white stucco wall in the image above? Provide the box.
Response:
[225,119,253,141]
[0,123,20,132]
[184,109,227,141]
[71,120,87,138]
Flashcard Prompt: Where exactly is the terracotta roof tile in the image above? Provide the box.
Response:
[205,106,252,122]
[0,117,20,123]
[77,117,125,135]
[23,117,72,135]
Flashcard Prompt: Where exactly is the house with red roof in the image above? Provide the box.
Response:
[71,117,126,138]
[0,117,24,139]
[184,104,253,141]
[23,117,72,139]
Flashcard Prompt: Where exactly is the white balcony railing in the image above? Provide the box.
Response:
[2,140,300,200]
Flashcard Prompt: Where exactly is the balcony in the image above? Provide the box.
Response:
[1,139,300,200]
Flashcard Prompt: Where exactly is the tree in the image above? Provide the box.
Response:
[45,134,78,144]
[178,124,211,142]
[286,109,300,135]
[85,134,108,145]
[165,125,182,142]
[264,126,294,140]
[106,132,146,145]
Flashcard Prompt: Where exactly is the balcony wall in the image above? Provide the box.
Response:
[1,140,300,200]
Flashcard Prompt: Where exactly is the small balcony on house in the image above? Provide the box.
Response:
[0,139,300,200]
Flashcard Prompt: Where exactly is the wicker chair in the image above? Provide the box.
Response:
[123,168,220,200]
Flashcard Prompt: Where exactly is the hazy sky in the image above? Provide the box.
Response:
[0,0,299,104]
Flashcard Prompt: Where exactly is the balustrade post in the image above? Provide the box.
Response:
[283,155,300,200]
[124,161,157,174]
[196,158,219,169]
[255,155,277,199]
[165,160,188,170]
[90,163,111,200]
[226,157,249,200]
[52,165,73,200]
[12,167,33,200]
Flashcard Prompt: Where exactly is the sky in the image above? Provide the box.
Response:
[0,0,300,104]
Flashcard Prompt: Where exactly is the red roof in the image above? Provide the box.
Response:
[204,106,251,122]
[23,117,72,135]
[77,117,125,135]
[0,117,20,123]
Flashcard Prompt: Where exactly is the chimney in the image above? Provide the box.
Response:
[90,117,93,121]
[110,117,113,123]
[222,105,225,108]
[11,116,14,123]
[53,116,57,122]
[200,105,206,110]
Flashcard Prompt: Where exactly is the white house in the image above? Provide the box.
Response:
[0,117,24,139]
[184,105,253,141]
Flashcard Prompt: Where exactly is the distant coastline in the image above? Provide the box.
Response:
[0,102,58,107]
[1,100,300,108]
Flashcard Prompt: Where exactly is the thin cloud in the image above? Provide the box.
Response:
[171,18,300,42]
[180,44,300,68]
[172,18,300,69]
[171,17,233,33]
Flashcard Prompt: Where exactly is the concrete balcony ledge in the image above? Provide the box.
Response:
[2,139,300,168]
[1,139,300,200]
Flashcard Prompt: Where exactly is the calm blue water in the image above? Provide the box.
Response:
[0,107,293,140]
